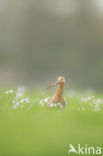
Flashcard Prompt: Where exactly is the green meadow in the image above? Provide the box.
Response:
[0,88,103,156]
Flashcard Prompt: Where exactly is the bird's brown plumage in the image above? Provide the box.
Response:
[47,76,66,108]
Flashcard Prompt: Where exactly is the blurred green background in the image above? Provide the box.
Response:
[0,1,103,155]
[0,91,103,156]
[0,0,103,89]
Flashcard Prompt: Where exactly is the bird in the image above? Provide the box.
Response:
[46,76,66,108]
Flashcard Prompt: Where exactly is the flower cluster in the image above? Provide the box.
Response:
[12,86,31,109]
[5,89,13,94]
[4,88,103,112]
[40,97,64,109]
[81,96,103,112]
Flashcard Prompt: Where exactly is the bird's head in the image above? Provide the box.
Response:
[47,76,65,89]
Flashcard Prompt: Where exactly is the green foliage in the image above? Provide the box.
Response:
[0,90,103,156]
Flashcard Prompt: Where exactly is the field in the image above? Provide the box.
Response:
[0,87,103,156]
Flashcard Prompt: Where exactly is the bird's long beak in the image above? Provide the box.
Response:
[47,81,58,89]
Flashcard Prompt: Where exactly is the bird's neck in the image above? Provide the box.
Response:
[56,84,64,97]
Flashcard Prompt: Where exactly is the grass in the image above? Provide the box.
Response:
[0,88,103,156]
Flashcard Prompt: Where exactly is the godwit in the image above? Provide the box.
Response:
[46,76,66,108]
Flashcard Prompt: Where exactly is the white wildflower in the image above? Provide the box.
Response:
[16,86,26,99]
[5,91,9,94]
[50,103,54,108]
[5,89,13,94]
[88,96,91,100]
[25,98,30,103]
[40,100,44,106]
[44,97,49,103]
[21,99,25,103]
[20,98,30,104]
[58,103,61,106]
[60,105,64,109]
[9,89,13,94]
